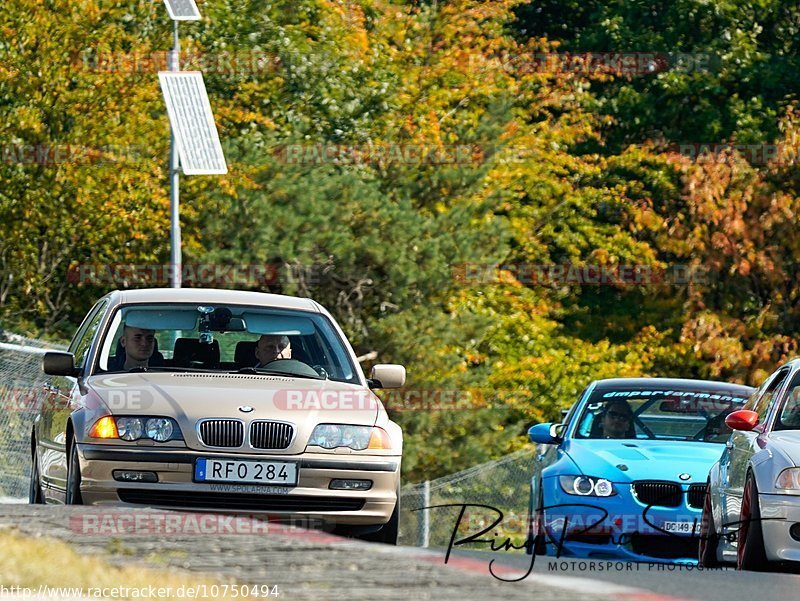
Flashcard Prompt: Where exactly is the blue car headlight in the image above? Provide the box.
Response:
[559,475,617,497]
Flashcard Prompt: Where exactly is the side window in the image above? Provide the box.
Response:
[753,368,790,422]
[744,377,772,412]
[575,406,601,438]
[563,387,589,431]
[776,371,800,431]
[70,300,108,371]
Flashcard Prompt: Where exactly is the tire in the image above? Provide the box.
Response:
[526,484,547,556]
[698,484,721,567]
[374,499,399,545]
[737,474,769,571]
[65,440,83,505]
[355,485,399,545]
[28,447,44,505]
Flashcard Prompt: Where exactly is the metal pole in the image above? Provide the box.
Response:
[420,480,430,548]
[168,20,182,288]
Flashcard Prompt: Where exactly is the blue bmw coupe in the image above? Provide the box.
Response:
[527,378,754,563]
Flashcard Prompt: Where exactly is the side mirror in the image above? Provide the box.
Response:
[368,364,406,389]
[43,352,79,377]
[528,422,562,445]
[725,409,760,431]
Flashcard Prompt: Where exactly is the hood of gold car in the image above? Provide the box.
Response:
[86,372,382,453]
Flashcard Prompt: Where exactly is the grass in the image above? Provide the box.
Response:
[0,530,254,599]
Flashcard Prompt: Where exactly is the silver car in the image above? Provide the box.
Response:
[31,288,405,544]
[700,360,800,569]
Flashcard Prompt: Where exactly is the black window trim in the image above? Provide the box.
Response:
[753,366,791,424]
[770,366,800,432]
[69,298,109,374]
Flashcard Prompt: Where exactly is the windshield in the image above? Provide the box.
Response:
[94,303,360,384]
[574,387,749,442]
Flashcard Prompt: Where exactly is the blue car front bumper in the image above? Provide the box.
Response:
[539,476,702,563]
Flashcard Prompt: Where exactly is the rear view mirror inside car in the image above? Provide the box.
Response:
[659,399,704,412]
[224,317,247,331]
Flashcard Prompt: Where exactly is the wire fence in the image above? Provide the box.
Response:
[399,448,535,549]
[0,332,66,500]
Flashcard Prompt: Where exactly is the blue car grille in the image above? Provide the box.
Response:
[630,534,697,559]
[687,483,706,509]
[632,481,682,507]
[565,533,612,545]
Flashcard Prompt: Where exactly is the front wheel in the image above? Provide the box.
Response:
[359,487,399,545]
[65,440,83,505]
[373,500,399,545]
[526,484,547,556]
[698,484,721,567]
[737,474,769,571]
[29,446,44,505]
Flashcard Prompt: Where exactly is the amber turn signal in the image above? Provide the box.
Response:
[89,416,119,439]
[367,427,392,450]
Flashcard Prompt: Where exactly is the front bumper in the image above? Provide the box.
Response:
[541,477,702,563]
[758,492,800,563]
[77,443,399,526]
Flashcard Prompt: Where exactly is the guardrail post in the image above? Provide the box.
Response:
[417,479,430,548]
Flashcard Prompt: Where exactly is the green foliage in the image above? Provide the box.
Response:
[514,0,800,146]
[0,0,172,333]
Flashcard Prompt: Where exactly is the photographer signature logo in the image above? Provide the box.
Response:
[415,500,786,583]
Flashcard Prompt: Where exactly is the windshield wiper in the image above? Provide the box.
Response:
[260,370,324,380]
[231,367,323,380]
[124,366,218,374]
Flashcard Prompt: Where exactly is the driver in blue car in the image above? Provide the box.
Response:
[597,399,636,439]
[254,334,292,367]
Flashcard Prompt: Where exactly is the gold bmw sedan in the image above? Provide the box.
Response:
[32,288,405,544]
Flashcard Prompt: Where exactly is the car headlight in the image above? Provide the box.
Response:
[776,468,800,490]
[116,417,144,441]
[145,418,175,442]
[308,424,391,450]
[89,416,182,442]
[559,475,617,497]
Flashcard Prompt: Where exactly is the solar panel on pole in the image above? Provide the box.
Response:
[158,71,228,175]
[163,0,201,21]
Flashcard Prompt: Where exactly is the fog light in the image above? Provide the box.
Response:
[329,479,372,491]
[113,470,158,483]
[790,523,800,542]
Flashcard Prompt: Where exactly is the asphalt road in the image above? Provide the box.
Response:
[0,505,628,601]
[450,548,800,601]
[1,502,798,601]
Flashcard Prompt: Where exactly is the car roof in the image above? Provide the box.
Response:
[591,377,754,395]
[108,288,321,313]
